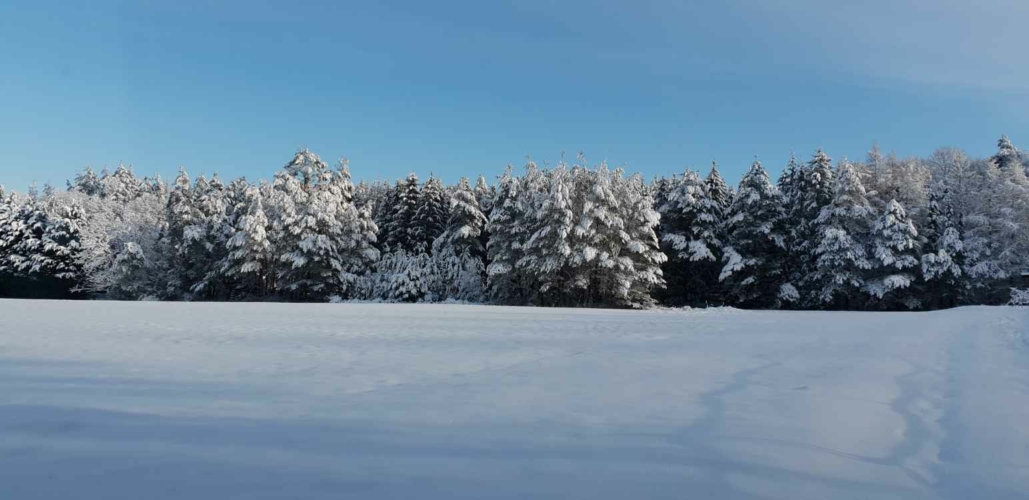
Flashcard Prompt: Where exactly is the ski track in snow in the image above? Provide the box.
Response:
[0,300,1027,499]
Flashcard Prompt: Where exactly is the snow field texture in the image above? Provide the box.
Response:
[2,300,1028,499]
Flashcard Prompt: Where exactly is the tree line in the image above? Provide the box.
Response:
[1,136,1027,309]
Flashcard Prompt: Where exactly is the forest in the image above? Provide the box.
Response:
[1,136,1027,310]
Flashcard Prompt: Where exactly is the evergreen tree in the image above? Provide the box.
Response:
[658,170,722,305]
[385,174,420,252]
[411,175,449,252]
[719,161,789,308]
[866,199,920,309]
[486,166,529,304]
[992,135,1024,173]
[705,161,732,214]
[69,167,103,196]
[810,159,874,308]
[518,165,573,303]
[795,149,836,303]
[221,183,274,297]
[615,172,667,307]
[920,188,965,308]
[274,150,379,300]
[440,177,488,258]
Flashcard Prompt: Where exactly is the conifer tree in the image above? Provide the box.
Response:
[866,199,920,309]
[411,175,449,252]
[920,189,965,308]
[719,161,789,308]
[440,177,488,258]
[385,174,420,252]
[659,170,722,305]
[222,184,274,297]
[486,166,528,303]
[518,165,573,302]
[810,159,874,308]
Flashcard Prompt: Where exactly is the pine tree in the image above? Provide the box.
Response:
[616,172,666,307]
[440,177,488,258]
[810,159,875,308]
[374,183,400,251]
[474,175,495,213]
[658,169,722,305]
[486,166,529,303]
[222,183,274,297]
[385,174,420,252]
[719,161,789,308]
[274,151,379,301]
[474,175,494,258]
[164,168,203,298]
[189,174,231,298]
[102,164,144,202]
[69,167,103,196]
[705,161,732,214]
[866,199,920,309]
[920,188,965,308]
[992,135,1024,173]
[411,175,449,252]
[795,149,836,303]
[517,165,573,302]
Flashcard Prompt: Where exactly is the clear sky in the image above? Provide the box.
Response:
[1,0,1026,191]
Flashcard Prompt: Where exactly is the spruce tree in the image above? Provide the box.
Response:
[810,159,874,308]
[992,135,1023,173]
[385,174,420,252]
[222,184,274,297]
[866,199,920,309]
[486,166,528,303]
[518,166,573,303]
[796,149,836,303]
[659,170,722,305]
[411,175,449,252]
[440,177,488,258]
[719,161,789,308]
[920,189,965,308]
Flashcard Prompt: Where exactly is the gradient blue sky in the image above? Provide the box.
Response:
[1,0,1026,190]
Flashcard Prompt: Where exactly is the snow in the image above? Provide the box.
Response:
[2,300,1028,499]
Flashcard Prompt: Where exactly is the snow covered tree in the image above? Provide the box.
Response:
[810,159,875,308]
[705,161,732,215]
[383,174,420,253]
[564,159,664,308]
[658,169,723,306]
[69,167,103,196]
[517,165,573,303]
[615,172,667,307]
[101,164,145,202]
[273,152,379,301]
[164,169,204,298]
[411,175,449,252]
[865,199,920,309]
[719,161,789,308]
[187,174,231,299]
[792,149,837,304]
[221,183,275,298]
[474,175,495,214]
[992,134,1024,173]
[920,188,965,309]
[439,177,488,258]
[486,165,530,304]
[429,245,486,302]
[473,175,494,259]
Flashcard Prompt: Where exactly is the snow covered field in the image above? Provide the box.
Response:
[2,300,1028,499]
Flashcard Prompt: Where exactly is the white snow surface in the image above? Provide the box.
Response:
[2,300,1028,499]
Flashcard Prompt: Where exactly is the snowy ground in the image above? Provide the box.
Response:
[1,300,1028,499]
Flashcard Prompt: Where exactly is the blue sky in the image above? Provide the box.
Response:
[1,0,1026,190]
